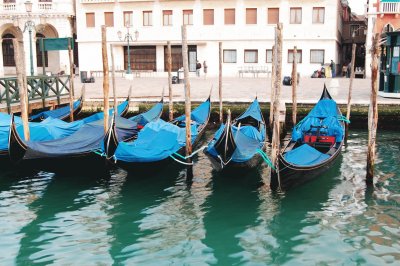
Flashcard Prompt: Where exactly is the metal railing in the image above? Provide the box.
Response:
[0,75,71,113]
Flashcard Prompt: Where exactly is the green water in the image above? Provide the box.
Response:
[0,131,399,265]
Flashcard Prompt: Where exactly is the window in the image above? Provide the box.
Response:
[290,8,302,24]
[246,8,257,24]
[312,7,325,24]
[224,9,235,25]
[350,25,360,37]
[267,8,279,24]
[266,49,273,63]
[123,11,133,27]
[86,12,95,28]
[310,49,325,64]
[183,10,193,25]
[163,10,172,26]
[143,11,152,26]
[244,50,258,63]
[104,12,113,27]
[288,49,302,63]
[36,33,48,67]
[203,9,214,25]
[223,49,237,63]
[2,33,15,67]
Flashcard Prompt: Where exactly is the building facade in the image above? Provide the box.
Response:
[366,0,400,78]
[0,0,75,76]
[76,0,346,78]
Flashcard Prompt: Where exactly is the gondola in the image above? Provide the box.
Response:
[270,85,345,190]
[28,89,86,122]
[106,96,211,171]
[8,99,163,173]
[0,95,131,160]
[204,98,266,171]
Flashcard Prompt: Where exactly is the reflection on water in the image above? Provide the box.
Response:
[0,131,398,264]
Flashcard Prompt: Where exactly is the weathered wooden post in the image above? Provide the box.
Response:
[13,38,30,141]
[345,43,356,141]
[219,41,223,123]
[269,45,276,129]
[68,39,75,121]
[366,33,379,185]
[270,23,283,179]
[291,46,298,126]
[167,41,173,121]
[110,44,117,110]
[101,25,110,133]
[181,25,192,164]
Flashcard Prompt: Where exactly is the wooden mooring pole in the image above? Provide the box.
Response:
[291,46,298,126]
[181,25,192,168]
[101,26,110,134]
[366,33,379,185]
[68,40,75,122]
[219,42,223,123]
[345,43,356,141]
[13,38,30,141]
[269,45,276,130]
[167,41,173,121]
[270,23,283,179]
[110,44,117,110]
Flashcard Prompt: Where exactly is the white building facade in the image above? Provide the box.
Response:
[76,0,344,78]
[0,0,75,76]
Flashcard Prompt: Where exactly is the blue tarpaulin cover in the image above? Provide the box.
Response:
[284,144,330,166]
[206,99,265,163]
[29,99,82,121]
[113,99,210,163]
[22,102,163,159]
[291,99,344,142]
[0,100,130,153]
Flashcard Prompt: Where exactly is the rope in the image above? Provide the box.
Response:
[172,145,208,160]
[338,115,351,124]
[169,154,194,165]
[92,149,104,156]
[256,149,275,170]
[217,155,232,169]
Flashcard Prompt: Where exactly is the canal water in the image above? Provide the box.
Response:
[0,130,398,265]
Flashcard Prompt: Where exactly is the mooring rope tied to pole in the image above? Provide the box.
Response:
[169,154,194,165]
[172,145,208,160]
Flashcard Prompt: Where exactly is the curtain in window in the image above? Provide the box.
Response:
[245,50,257,63]
[223,50,236,63]
[310,50,324,64]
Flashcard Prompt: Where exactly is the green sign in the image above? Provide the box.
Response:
[39,38,74,51]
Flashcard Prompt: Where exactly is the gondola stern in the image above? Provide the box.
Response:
[8,114,28,163]
[103,114,119,161]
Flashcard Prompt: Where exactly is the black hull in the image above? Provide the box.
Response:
[271,144,342,190]
[204,148,264,172]
[12,152,111,175]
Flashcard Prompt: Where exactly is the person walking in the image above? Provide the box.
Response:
[347,61,352,78]
[203,60,208,79]
[196,60,202,77]
[330,60,336,78]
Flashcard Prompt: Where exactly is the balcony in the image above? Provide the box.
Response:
[1,3,16,11]
[380,1,400,14]
[80,0,115,3]
[38,2,52,10]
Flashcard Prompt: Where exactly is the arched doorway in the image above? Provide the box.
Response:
[2,33,15,67]
[36,33,48,69]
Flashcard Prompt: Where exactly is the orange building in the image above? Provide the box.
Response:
[365,0,400,78]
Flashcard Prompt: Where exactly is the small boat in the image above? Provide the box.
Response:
[0,96,131,159]
[29,89,85,122]
[8,99,163,172]
[271,85,345,190]
[204,98,266,171]
[106,97,211,171]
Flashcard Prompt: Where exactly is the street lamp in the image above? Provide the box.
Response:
[24,1,35,76]
[117,25,139,75]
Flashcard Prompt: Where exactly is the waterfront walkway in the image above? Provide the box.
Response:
[78,75,399,105]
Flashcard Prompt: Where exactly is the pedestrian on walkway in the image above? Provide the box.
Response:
[203,60,208,79]
[330,60,336,78]
[347,61,352,78]
[196,60,202,77]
